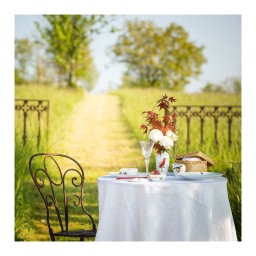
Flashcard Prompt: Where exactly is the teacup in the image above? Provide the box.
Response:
[172,163,186,176]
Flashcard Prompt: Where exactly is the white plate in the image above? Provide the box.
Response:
[108,172,148,178]
[176,172,223,180]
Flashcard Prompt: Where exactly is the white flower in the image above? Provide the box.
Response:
[148,129,163,142]
[166,130,178,141]
[159,136,174,150]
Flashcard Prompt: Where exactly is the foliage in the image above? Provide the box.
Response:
[35,15,111,89]
[233,78,241,93]
[202,82,223,93]
[15,38,33,84]
[140,94,178,154]
[15,68,26,85]
[15,38,57,86]
[111,20,206,90]
[202,77,241,93]
[222,76,241,93]
[32,40,55,85]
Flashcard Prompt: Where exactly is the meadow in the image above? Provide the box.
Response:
[15,85,241,241]
[15,85,85,240]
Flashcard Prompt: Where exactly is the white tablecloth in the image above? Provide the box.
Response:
[96,175,237,241]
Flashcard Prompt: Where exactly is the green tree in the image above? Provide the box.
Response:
[202,82,223,93]
[203,77,241,93]
[35,15,108,88]
[112,20,206,90]
[32,40,50,85]
[15,38,33,84]
[222,77,241,93]
[233,78,241,93]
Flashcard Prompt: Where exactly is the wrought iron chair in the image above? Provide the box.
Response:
[29,153,97,241]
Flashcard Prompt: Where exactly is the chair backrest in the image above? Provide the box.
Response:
[29,153,96,235]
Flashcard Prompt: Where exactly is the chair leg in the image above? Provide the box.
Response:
[49,227,55,241]
[80,237,85,241]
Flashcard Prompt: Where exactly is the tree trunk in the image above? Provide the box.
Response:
[68,59,76,88]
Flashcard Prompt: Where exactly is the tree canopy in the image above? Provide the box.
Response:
[15,38,33,84]
[35,15,109,88]
[202,77,241,93]
[112,20,207,90]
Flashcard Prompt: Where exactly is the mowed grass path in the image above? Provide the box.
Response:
[65,94,143,174]
[29,94,144,241]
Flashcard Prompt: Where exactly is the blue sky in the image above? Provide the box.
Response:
[15,15,241,92]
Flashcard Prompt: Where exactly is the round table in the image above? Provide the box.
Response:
[96,175,237,241]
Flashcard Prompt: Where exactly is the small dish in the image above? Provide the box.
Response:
[148,174,165,182]
[119,168,138,175]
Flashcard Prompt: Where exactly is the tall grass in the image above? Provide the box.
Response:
[113,88,241,160]
[112,88,241,240]
[15,85,85,240]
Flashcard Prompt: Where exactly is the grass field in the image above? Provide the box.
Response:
[15,85,241,241]
[15,85,85,240]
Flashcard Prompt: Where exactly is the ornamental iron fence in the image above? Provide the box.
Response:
[15,99,49,147]
[171,105,241,152]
